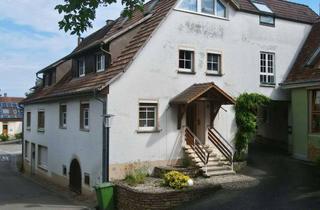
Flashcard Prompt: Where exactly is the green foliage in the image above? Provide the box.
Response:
[182,156,192,168]
[55,0,145,36]
[15,132,23,140]
[234,93,270,161]
[0,134,9,142]
[163,171,190,190]
[125,166,148,186]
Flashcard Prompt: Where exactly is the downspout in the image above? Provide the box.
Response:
[19,104,24,172]
[100,45,113,65]
[94,89,109,182]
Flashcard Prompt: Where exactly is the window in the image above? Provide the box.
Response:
[260,15,275,26]
[96,54,105,72]
[24,141,29,160]
[38,145,48,170]
[311,90,320,133]
[260,52,275,85]
[26,112,31,130]
[252,1,273,13]
[207,53,221,74]
[179,50,194,72]
[59,104,67,128]
[78,59,86,77]
[84,173,90,186]
[179,0,197,12]
[178,0,227,18]
[139,102,158,131]
[80,103,89,130]
[37,111,45,132]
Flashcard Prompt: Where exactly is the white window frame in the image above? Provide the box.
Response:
[37,145,48,171]
[78,59,86,77]
[96,54,106,72]
[37,110,45,132]
[176,0,228,19]
[138,100,158,132]
[260,52,275,85]
[26,111,31,130]
[60,104,67,128]
[206,51,222,75]
[178,49,195,73]
[80,102,90,131]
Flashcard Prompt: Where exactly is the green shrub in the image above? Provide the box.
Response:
[163,171,190,190]
[15,132,23,139]
[124,167,148,186]
[0,134,9,141]
[234,93,270,161]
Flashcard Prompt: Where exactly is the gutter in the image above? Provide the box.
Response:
[280,79,320,89]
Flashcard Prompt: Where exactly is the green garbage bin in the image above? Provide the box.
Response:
[94,182,114,210]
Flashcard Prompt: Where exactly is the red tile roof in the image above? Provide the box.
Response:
[0,97,24,103]
[283,19,320,86]
[23,0,318,104]
[236,0,318,24]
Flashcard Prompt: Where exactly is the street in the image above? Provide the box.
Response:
[0,143,90,210]
[180,143,320,210]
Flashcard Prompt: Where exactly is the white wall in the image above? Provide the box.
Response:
[0,121,22,138]
[24,98,104,187]
[107,3,311,165]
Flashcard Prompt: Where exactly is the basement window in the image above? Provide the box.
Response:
[84,173,90,186]
[63,165,67,176]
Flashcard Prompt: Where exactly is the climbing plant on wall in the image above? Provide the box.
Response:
[234,93,270,161]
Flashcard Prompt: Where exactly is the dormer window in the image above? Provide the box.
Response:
[96,54,105,72]
[252,1,273,13]
[177,0,227,18]
[251,1,275,26]
[78,59,85,77]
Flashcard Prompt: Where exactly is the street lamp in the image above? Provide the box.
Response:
[102,114,114,182]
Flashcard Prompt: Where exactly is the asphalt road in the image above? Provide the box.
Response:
[180,143,320,210]
[0,143,89,210]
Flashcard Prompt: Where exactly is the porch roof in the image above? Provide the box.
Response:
[170,83,235,105]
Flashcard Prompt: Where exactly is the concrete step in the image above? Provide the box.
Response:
[196,161,231,168]
[203,165,232,172]
[204,169,235,177]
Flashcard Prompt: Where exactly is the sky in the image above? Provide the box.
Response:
[0,0,318,97]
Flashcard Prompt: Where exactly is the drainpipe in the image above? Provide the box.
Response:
[100,45,113,65]
[94,89,109,182]
[19,104,24,172]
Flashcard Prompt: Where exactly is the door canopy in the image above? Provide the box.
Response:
[170,83,235,129]
[170,82,235,106]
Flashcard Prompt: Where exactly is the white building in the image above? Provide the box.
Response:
[22,0,318,194]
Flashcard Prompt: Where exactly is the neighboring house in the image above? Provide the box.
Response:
[0,95,24,138]
[22,0,318,194]
[281,18,320,161]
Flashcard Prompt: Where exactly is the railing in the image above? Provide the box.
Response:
[207,127,234,164]
[184,126,211,170]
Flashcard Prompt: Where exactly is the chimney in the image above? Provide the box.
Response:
[106,19,114,26]
[3,93,7,97]
[77,36,84,45]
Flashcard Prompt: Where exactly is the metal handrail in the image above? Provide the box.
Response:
[207,128,233,163]
[210,127,234,152]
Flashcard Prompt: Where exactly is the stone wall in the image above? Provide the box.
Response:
[115,183,221,210]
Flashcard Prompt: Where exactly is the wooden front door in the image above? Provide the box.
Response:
[2,125,8,136]
[69,159,82,194]
[186,102,206,143]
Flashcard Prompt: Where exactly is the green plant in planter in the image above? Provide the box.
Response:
[163,171,190,190]
[234,93,270,161]
[124,165,149,186]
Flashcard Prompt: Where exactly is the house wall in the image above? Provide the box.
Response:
[23,98,103,192]
[0,121,22,138]
[107,3,311,172]
[291,88,320,161]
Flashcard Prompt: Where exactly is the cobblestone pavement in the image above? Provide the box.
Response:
[0,143,91,210]
[179,143,320,210]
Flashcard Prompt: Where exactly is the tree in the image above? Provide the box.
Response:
[55,0,145,36]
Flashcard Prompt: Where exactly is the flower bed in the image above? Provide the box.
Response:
[114,177,221,210]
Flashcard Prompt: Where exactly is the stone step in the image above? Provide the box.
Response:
[202,165,232,172]
[196,161,231,168]
[204,169,235,177]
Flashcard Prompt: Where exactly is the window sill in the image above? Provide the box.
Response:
[260,22,275,27]
[59,126,67,130]
[177,70,196,75]
[206,72,223,76]
[80,128,90,132]
[136,129,162,134]
[260,83,276,88]
[37,128,45,133]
